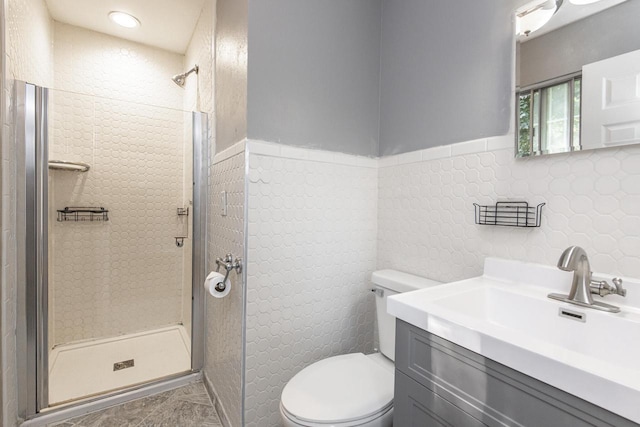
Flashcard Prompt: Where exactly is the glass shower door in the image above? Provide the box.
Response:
[16,81,207,413]
[47,90,193,405]
[46,88,196,405]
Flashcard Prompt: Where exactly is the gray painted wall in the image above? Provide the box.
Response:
[519,1,640,88]
[215,0,248,153]
[247,0,382,157]
[378,0,514,156]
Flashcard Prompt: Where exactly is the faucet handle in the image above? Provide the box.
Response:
[612,278,626,297]
[590,277,627,297]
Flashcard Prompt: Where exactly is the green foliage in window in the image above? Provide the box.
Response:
[517,76,581,156]
[518,93,531,156]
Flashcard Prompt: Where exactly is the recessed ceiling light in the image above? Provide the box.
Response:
[108,11,140,29]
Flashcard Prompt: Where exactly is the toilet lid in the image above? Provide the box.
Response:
[281,353,394,424]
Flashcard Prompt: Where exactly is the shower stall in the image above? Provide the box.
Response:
[15,80,207,416]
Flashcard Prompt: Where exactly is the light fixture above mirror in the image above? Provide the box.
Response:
[516,0,563,37]
[569,0,603,4]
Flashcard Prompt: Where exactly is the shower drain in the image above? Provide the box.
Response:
[113,359,135,371]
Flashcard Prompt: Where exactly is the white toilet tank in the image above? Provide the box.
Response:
[372,270,443,361]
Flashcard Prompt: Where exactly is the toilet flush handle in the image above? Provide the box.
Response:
[371,288,384,297]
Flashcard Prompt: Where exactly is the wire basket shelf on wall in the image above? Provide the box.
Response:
[473,202,544,228]
[57,207,109,222]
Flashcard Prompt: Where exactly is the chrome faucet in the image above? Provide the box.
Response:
[548,246,626,313]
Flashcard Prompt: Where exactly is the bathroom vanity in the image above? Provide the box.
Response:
[389,258,640,426]
[394,320,636,427]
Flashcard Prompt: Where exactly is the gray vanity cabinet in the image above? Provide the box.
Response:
[393,320,638,427]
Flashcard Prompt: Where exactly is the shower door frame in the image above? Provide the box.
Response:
[16,80,49,417]
[191,111,208,372]
[16,80,208,419]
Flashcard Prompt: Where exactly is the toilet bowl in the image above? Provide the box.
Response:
[280,270,443,427]
[280,353,394,427]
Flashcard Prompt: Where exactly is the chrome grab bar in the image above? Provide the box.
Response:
[48,160,90,172]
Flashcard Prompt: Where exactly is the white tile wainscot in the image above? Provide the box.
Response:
[243,140,378,426]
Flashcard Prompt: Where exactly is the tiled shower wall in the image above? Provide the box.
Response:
[184,0,214,117]
[48,93,188,345]
[244,141,378,426]
[2,0,52,424]
[52,23,183,110]
[48,23,191,345]
[205,145,246,427]
[6,0,52,86]
[378,138,640,282]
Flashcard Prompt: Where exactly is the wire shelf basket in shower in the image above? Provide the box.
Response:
[473,202,545,228]
[57,207,109,222]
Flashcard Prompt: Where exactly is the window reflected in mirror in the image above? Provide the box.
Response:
[518,76,581,157]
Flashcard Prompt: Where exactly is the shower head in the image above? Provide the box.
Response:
[171,65,199,88]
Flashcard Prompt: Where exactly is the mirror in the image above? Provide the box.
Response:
[515,0,640,157]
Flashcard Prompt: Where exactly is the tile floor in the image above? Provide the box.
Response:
[50,381,221,427]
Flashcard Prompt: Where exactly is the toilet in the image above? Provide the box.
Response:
[280,270,443,427]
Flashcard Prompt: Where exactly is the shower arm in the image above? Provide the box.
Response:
[182,65,200,79]
[184,65,199,78]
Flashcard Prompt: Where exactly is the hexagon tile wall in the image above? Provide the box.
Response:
[48,23,189,345]
[205,149,246,427]
[49,92,188,345]
[378,142,640,283]
[244,142,379,426]
[238,137,640,425]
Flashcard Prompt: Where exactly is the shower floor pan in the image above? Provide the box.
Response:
[48,325,191,405]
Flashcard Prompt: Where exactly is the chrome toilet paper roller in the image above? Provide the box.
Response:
[204,271,231,298]
[204,253,242,298]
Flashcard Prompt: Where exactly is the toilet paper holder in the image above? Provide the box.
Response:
[214,253,242,291]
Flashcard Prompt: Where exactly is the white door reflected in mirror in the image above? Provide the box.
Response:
[582,49,640,150]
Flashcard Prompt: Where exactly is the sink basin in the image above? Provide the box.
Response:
[387,258,640,423]
[431,284,640,372]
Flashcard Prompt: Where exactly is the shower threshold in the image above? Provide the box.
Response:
[48,325,191,406]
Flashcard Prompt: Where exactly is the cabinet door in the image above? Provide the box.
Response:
[395,321,639,427]
[394,370,486,427]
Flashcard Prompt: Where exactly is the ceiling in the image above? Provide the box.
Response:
[45,0,207,54]
[519,0,628,41]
